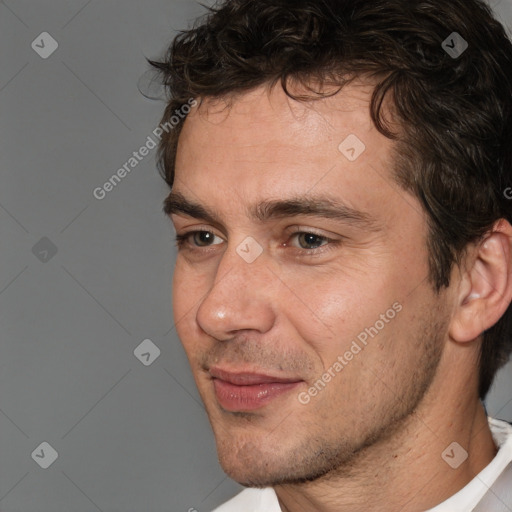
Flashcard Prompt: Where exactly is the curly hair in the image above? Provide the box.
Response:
[149,0,512,399]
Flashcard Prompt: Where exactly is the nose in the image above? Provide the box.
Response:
[195,243,276,341]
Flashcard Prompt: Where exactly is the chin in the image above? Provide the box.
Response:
[213,427,292,486]
[211,424,353,487]
[216,445,351,487]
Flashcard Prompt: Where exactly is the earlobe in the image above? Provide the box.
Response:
[449,220,512,343]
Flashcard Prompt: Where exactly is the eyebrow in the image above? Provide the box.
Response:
[164,191,379,231]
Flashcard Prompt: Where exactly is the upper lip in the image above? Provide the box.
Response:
[209,367,302,386]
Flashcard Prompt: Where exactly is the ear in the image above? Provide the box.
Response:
[450,219,512,343]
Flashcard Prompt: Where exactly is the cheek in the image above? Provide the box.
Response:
[172,261,189,324]
[172,260,209,352]
[284,270,392,359]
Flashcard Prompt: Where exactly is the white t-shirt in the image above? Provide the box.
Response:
[212,417,512,512]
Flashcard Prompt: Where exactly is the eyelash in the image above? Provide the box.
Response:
[174,229,339,257]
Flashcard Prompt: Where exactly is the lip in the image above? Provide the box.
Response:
[210,367,303,412]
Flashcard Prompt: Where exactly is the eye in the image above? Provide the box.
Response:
[174,229,338,256]
[174,230,223,249]
[284,230,340,257]
[289,232,330,250]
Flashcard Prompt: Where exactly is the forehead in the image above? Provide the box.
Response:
[179,80,377,157]
[172,81,400,219]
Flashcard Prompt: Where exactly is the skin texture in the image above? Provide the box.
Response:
[168,81,512,511]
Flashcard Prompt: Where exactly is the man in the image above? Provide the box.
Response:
[151,0,512,510]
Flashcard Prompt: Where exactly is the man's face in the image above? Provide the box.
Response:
[169,82,451,486]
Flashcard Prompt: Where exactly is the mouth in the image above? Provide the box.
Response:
[209,367,303,412]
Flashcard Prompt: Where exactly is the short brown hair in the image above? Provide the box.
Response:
[150,0,512,399]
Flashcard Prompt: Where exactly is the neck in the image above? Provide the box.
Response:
[275,379,497,512]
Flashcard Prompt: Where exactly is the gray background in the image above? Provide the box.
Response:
[1,1,511,511]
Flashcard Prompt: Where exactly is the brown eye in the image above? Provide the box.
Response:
[174,230,224,250]
[294,232,329,250]
[192,231,217,246]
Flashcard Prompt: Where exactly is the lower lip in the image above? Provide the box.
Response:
[213,379,301,412]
